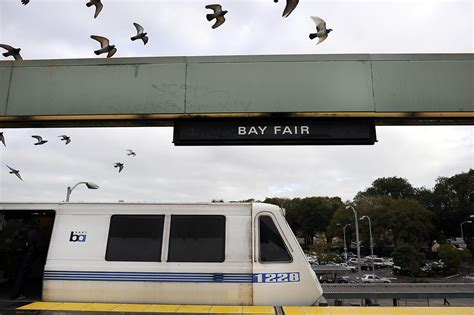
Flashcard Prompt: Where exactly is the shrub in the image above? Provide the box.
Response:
[392,244,425,277]
[439,245,471,273]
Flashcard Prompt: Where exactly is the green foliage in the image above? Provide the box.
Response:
[392,244,425,276]
[265,169,472,265]
[355,177,415,201]
[327,206,354,243]
[264,196,343,245]
[460,248,472,261]
[430,169,474,238]
[352,196,394,253]
[351,196,433,250]
[385,199,434,247]
[438,245,472,273]
[318,252,343,264]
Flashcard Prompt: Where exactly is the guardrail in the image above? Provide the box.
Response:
[322,283,474,299]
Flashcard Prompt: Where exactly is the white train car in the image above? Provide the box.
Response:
[0,202,322,305]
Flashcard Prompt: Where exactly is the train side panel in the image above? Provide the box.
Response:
[43,204,253,305]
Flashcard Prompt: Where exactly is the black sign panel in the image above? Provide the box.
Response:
[173,119,377,146]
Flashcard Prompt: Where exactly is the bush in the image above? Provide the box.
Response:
[459,248,472,261]
[318,252,343,264]
[439,245,471,273]
[392,244,425,277]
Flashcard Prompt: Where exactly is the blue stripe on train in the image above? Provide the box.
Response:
[43,271,301,283]
[44,271,254,283]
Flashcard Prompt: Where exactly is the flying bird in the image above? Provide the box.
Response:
[32,135,48,145]
[131,23,149,45]
[58,135,71,145]
[309,16,333,45]
[90,35,117,58]
[6,165,23,181]
[205,4,227,29]
[0,132,5,147]
[0,44,22,60]
[126,149,136,157]
[275,0,299,18]
[86,0,103,18]
[114,162,124,173]
[21,0,29,5]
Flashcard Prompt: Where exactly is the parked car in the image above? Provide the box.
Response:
[306,255,319,266]
[340,263,357,273]
[347,257,361,265]
[360,259,374,271]
[372,258,386,269]
[420,259,446,275]
[340,252,357,259]
[361,274,391,283]
[319,274,349,283]
[447,237,467,248]
[382,258,394,268]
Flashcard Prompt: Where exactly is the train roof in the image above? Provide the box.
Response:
[0,202,281,214]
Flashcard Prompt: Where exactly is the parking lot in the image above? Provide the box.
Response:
[309,253,474,285]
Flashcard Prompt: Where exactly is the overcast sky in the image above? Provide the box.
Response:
[0,0,473,203]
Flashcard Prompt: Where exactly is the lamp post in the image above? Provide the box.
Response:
[336,223,351,262]
[360,215,375,272]
[460,220,472,242]
[346,204,361,273]
[342,224,351,262]
[66,181,99,202]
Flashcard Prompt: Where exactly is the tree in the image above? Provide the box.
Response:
[355,177,415,201]
[264,196,343,245]
[438,244,464,273]
[344,196,433,254]
[352,196,394,256]
[431,169,474,239]
[263,197,301,233]
[385,198,434,248]
[392,244,425,277]
[326,206,354,245]
[414,186,434,210]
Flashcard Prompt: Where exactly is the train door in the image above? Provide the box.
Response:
[251,208,323,306]
[0,210,55,301]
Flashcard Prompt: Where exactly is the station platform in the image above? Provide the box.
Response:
[0,302,470,315]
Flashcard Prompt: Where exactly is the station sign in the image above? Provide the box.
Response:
[173,118,377,146]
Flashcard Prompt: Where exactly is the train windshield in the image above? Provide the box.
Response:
[259,215,292,263]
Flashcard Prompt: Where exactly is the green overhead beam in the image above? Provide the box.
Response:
[0,54,472,128]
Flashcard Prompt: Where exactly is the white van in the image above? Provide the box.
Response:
[0,202,322,306]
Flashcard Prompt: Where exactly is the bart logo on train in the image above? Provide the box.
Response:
[69,231,87,242]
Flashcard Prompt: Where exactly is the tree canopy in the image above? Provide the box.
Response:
[261,169,472,255]
[355,176,415,200]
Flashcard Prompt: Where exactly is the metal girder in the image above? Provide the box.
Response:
[0,54,472,128]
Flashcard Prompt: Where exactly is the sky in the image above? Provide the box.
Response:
[0,0,473,203]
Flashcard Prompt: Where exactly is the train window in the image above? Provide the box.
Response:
[168,215,225,262]
[106,215,164,262]
[259,215,292,263]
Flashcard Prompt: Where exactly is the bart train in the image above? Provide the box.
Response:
[0,202,322,305]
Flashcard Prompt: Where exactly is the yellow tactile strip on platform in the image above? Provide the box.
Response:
[284,306,474,315]
[18,303,474,315]
[17,302,274,314]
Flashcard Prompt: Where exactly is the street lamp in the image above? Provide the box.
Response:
[336,223,351,262]
[360,215,375,272]
[342,224,351,262]
[460,220,472,242]
[65,181,99,202]
[346,204,361,273]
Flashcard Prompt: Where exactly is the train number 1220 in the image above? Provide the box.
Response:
[254,272,300,283]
